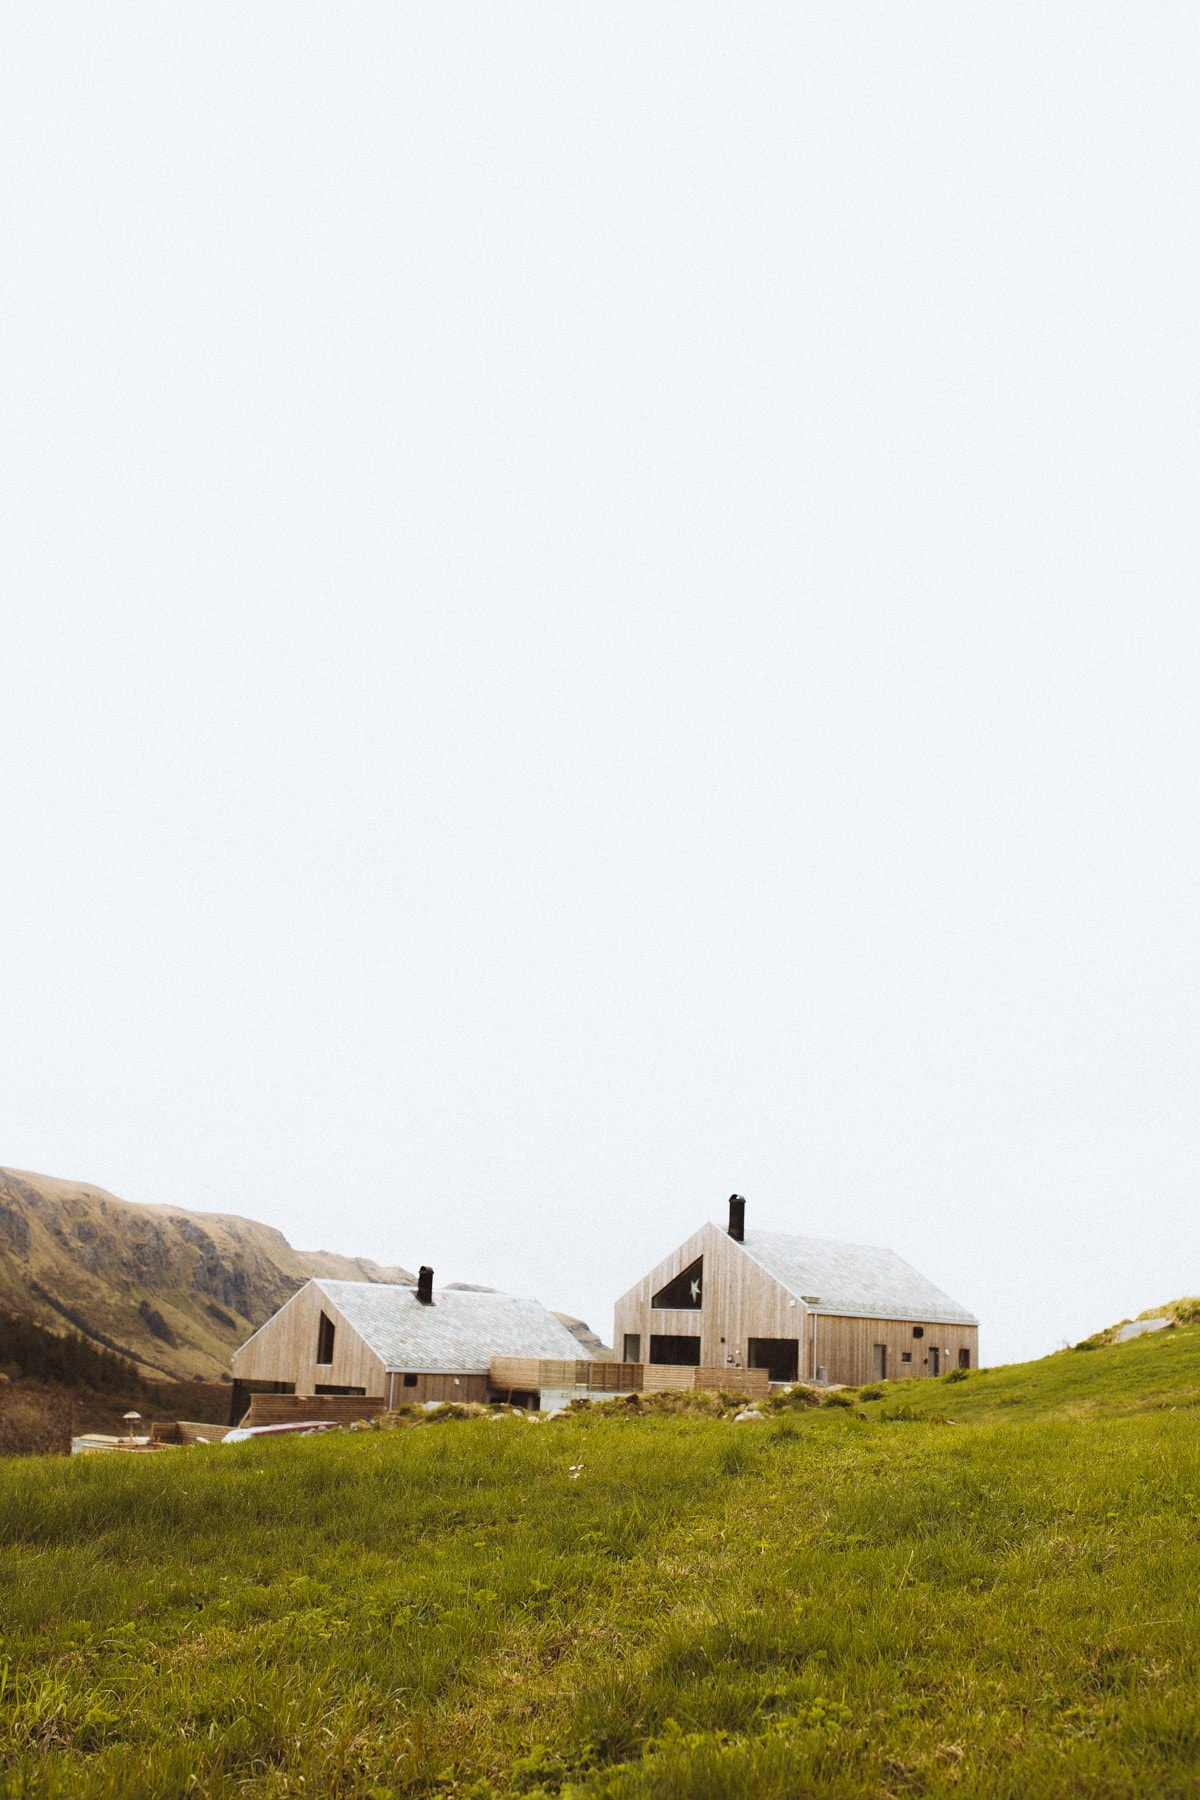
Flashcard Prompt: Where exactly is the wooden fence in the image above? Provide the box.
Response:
[245,1392,387,1428]
[488,1359,769,1400]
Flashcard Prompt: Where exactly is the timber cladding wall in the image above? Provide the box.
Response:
[384,1372,488,1407]
[486,1360,771,1399]
[232,1282,387,1398]
[812,1315,979,1386]
[246,1379,490,1422]
[614,1222,810,1376]
[246,1392,387,1428]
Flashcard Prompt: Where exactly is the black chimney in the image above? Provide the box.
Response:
[728,1195,745,1242]
[416,1265,434,1305]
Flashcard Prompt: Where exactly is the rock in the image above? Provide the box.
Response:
[1116,1317,1170,1342]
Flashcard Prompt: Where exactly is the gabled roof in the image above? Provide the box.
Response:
[315,1280,588,1373]
[735,1228,978,1326]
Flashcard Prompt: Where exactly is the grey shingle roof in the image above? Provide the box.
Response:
[315,1280,589,1373]
[737,1229,978,1326]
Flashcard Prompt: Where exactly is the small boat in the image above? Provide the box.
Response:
[221,1421,340,1444]
[70,1435,165,1455]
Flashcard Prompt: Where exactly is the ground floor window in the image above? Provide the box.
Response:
[314,1384,366,1395]
[649,1334,701,1366]
[623,1334,641,1363]
[747,1338,799,1383]
[872,1344,887,1380]
[929,1347,940,1376]
[958,1347,971,1369]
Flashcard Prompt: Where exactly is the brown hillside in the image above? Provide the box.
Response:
[0,1168,416,1381]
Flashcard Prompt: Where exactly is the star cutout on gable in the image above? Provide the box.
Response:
[690,1278,701,1302]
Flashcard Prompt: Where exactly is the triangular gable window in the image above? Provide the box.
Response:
[652,1257,703,1310]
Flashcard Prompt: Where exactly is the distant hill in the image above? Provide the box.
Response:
[0,1168,417,1380]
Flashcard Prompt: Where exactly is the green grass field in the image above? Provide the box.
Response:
[2,1327,1200,1798]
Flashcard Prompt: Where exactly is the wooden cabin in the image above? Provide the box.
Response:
[229,1267,588,1423]
[613,1197,979,1388]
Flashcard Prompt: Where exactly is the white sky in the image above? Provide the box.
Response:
[2,7,1197,1369]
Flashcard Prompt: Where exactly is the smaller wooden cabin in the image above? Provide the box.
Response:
[614,1198,979,1388]
[229,1270,588,1423]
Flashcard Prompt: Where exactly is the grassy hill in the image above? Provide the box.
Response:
[2,1320,1200,1796]
[0,1167,416,1380]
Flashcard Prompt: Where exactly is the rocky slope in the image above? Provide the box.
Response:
[0,1168,416,1380]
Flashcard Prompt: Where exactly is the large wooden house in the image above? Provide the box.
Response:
[613,1197,978,1387]
[229,1267,587,1421]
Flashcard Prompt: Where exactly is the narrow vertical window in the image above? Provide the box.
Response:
[958,1347,970,1370]
[316,1311,335,1365]
[872,1344,887,1381]
[623,1334,642,1364]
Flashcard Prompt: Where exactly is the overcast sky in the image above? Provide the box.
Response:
[2,7,1197,1367]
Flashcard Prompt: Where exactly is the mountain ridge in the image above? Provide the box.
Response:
[0,1166,418,1380]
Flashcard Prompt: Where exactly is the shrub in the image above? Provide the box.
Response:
[766,1385,820,1413]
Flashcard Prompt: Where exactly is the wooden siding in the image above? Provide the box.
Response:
[614,1222,979,1387]
[385,1372,489,1407]
[812,1315,978,1387]
[487,1358,767,1399]
[489,1358,642,1395]
[694,1366,769,1398]
[490,1357,590,1393]
[614,1221,809,1375]
[232,1282,387,1398]
[246,1392,387,1428]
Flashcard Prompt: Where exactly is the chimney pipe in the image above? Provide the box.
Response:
[727,1195,745,1242]
[416,1265,434,1305]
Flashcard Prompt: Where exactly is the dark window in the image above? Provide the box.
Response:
[402,1373,418,1388]
[316,1311,335,1365]
[747,1338,799,1383]
[912,1326,925,1339]
[928,1347,940,1376]
[623,1333,642,1364]
[873,1344,887,1381]
[649,1334,701,1366]
[958,1347,970,1370]
[651,1257,703,1311]
[314,1384,366,1395]
[227,1378,294,1427]
[901,1351,912,1364]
